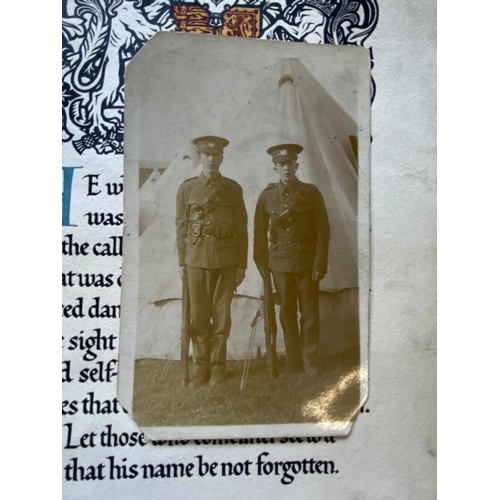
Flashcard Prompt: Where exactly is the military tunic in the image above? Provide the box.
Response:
[176,173,247,269]
[176,172,248,379]
[254,178,329,373]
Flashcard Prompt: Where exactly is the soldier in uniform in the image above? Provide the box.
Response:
[176,136,248,388]
[254,143,329,377]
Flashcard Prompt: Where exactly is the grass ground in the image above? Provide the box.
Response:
[133,348,360,427]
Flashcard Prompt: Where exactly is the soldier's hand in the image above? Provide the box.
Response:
[312,271,325,282]
[258,267,270,278]
[235,268,246,289]
[178,266,186,280]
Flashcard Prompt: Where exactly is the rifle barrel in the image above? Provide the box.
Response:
[180,272,190,386]
[263,274,278,378]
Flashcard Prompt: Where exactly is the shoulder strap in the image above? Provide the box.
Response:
[197,181,231,214]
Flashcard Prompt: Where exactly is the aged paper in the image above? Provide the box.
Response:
[119,33,371,440]
[61,0,436,497]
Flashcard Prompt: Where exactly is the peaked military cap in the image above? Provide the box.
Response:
[193,135,229,153]
[266,143,304,163]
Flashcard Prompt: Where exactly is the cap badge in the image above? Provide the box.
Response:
[280,149,288,155]
[208,142,215,147]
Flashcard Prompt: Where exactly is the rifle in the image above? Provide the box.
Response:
[180,270,191,387]
[263,273,278,378]
[240,305,261,390]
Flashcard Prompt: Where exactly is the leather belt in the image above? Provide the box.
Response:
[200,226,217,236]
[275,232,307,243]
[188,224,234,237]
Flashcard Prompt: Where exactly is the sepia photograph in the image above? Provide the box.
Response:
[119,32,371,440]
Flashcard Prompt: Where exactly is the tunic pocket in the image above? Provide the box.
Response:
[219,236,239,247]
[185,234,199,244]
[296,200,313,212]
[298,240,314,252]
[298,230,316,252]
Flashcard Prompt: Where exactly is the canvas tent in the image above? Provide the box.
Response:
[135,58,361,361]
[139,168,162,236]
